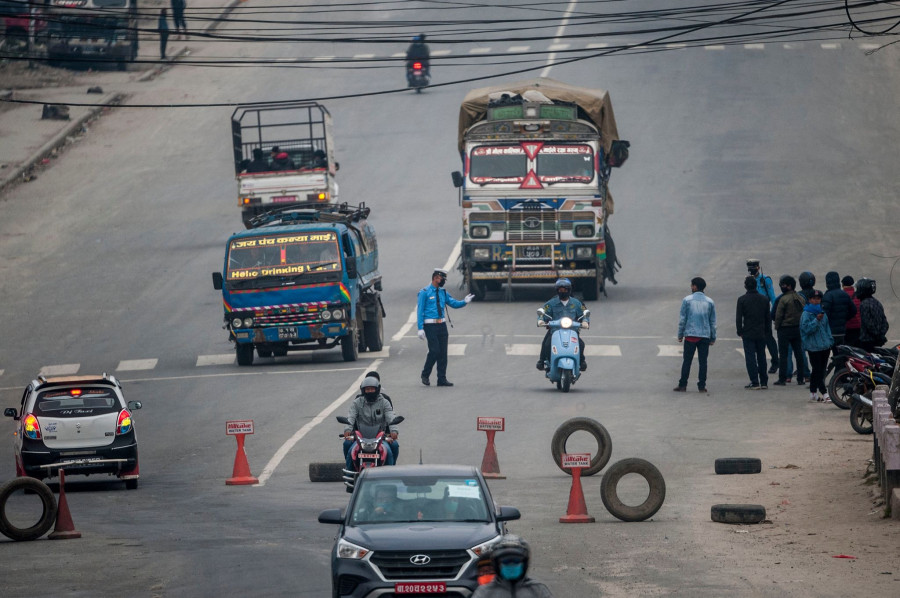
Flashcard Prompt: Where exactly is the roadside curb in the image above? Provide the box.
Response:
[0,92,124,194]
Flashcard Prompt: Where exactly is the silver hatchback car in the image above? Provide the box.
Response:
[4,373,142,489]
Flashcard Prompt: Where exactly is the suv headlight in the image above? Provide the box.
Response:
[574,225,594,238]
[337,538,370,560]
[575,247,593,259]
[472,248,490,260]
[471,535,502,557]
[470,225,490,239]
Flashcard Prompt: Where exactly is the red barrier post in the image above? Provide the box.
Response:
[559,453,594,523]
[226,420,259,485]
[477,417,506,479]
[49,469,81,540]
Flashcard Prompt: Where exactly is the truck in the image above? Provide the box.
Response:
[44,0,139,70]
[232,102,339,228]
[452,77,629,301]
[211,203,384,366]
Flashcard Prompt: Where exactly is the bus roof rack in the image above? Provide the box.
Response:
[247,202,370,229]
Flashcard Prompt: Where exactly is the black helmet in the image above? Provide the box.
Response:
[855,277,876,299]
[360,376,381,402]
[798,271,815,290]
[489,535,530,582]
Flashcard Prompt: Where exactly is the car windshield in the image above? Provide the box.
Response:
[226,231,341,285]
[350,476,491,525]
[34,388,120,417]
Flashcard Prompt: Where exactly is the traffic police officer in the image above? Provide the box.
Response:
[417,268,474,386]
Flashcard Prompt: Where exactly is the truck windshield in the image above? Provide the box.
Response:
[536,145,594,183]
[470,146,525,184]
[226,231,341,284]
[469,144,594,184]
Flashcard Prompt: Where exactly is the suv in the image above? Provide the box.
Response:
[318,464,520,598]
[3,373,142,489]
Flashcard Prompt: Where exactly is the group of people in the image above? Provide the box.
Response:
[157,0,188,60]
[677,260,891,402]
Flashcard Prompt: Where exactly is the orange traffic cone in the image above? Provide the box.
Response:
[559,467,594,523]
[226,434,259,485]
[49,469,82,540]
[480,430,505,479]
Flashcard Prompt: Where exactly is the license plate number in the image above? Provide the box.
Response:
[271,195,297,203]
[395,583,446,594]
[278,327,298,339]
[359,453,379,460]
[522,246,543,258]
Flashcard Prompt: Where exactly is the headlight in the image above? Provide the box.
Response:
[232,317,243,328]
[321,310,332,321]
[560,317,573,329]
[472,535,502,557]
[575,247,593,259]
[470,225,490,238]
[574,225,594,238]
[243,317,254,328]
[337,538,369,560]
[472,248,490,260]
[332,309,343,320]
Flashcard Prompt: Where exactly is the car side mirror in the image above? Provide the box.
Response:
[212,272,223,290]
[4,408,18,419]
[127,401,142,411]
[496,506,521,522]
[451,171,464,188]
[345,256,357,279]
[318,508,345,524]
[336,415,351,425]
[389,416,404,426]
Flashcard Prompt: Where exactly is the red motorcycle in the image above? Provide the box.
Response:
[336,414,403,492]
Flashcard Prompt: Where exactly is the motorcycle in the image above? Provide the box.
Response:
[828,348,895,409]
[848,392,874,435]
[537,308,589,393]
[407,61,430,93]
[337,414,403,492]
[829,359,893,410]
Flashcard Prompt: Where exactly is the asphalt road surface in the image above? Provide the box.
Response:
[1,1,899,596]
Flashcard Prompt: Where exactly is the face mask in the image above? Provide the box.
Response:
[748,268,759,276]
[445,500,458,513]
[438,278,446,287]
[498,562,525,581]
[363,390,379,403]
[558,291,569,300]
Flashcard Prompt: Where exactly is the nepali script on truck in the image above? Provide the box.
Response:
[211,204,384,366]
[232,101,339,228]
[451,78,630,301]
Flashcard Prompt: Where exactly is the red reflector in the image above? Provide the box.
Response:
[413,62,422,70]
[591,200,603,206]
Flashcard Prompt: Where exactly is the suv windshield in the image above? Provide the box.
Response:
[350,476,490,525]
[226,231,340,285]
[35,388,120,417]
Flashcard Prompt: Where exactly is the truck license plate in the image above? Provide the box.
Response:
[395,583,446,594]
[277,327,298,339]
[522,246,543,258]
[271,195,297,203]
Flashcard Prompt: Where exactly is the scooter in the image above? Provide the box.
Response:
[337,414,403,492]
[537,308,589,393]
[407,61,430,93]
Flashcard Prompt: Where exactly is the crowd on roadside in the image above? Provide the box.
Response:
[675,260,891,402]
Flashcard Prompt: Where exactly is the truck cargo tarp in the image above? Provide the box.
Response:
[458,77,620,154]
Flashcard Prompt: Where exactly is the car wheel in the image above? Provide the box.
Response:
[0,477,57,541]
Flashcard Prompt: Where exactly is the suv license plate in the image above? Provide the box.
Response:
[278,327,298,339]
[395,583,446,594]
[522,246,543,258]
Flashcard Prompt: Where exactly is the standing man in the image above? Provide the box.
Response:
[675,277,716,393]
[417,268,474,386]
[773,275,806,386]
[857,278,890,352]
[157,9,169,60]
[736,275,771,389]
[746,259,779,375]
[171,0,187,37]
[822,271,856,352]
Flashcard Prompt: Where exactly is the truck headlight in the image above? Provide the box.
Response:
[332,309,344,320]
[574,225,594,238]
[337,538,370,560]
[322,310,332,321]
[243,317,254,327]
[470,225,490,239]
[472,248,490,260]
[575,247,593,259]
[232,317,243,328]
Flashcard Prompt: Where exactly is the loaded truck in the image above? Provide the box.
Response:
[212,203,384,366]
[232,101,339,228]
[44,0,139,70]
[452,77,629,301]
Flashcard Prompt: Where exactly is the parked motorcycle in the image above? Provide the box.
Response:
[848,392,874,435]
[828,349,895,409]
[537,308,589,393]
[337,414,403,492]
[407,61,430,92]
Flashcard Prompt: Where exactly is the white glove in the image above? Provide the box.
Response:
[417,329,426,340]
[464,294,475,303]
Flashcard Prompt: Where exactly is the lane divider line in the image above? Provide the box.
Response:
[541,0,579,78]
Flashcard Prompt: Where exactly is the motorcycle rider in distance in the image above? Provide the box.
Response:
[537,279,588,372]
[342,376,399,470]
[405,33,430,84]
[471,535,553,597]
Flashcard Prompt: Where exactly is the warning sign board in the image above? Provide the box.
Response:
[561,453,591,469]
[519,170,543,190]
[477,417,505,431]
[226,420,254,435]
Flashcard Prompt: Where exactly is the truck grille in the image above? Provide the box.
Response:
[507,211,557,241]
[369,550,470,580]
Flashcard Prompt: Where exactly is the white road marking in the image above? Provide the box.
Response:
[196,354,235,366]
[39,364,80,376]
[447,344,466,356]
[657,345,683,357]
[744,44,765,50]
[821,43,840,50]
[666,43,687,49]
[587,42,608,49]
[274,58,294,62]
[0,369,4,377]
[506,344,540,356]
[548,43,570,51]
[507,46,530,52]
[257,359,383,485]
[353,53,375,59]
[704,45,725,50]
[736,348,745,358]
[584,346,621,357]
[117,359,158,372]
[116,367,365,385]
[540,0,578,78]
[860,43,880,50]
[432,49,452,56]
[391,237,462,342]
[469,47,491,54]
[312,56,334,61]
[391,52,406,58]
[362,348,390,359]
[782,43,802,50]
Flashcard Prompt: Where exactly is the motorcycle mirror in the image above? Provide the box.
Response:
[336,415,351,425]
[582,309,591,319]
[536,308,545,316]
[390,415,405,426]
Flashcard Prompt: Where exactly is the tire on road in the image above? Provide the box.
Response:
[309,462,347,483]
[0,477,58,541]
[551,417,612,477]
[710,504,766,524]
[849,402,873,435]
[714,458,762,475]
[599,458,666,522]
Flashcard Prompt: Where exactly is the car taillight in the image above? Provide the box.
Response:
[116,409,133,435]
[413,62,422,70]
[23,414,41,440]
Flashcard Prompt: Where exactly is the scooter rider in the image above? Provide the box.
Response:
[471,535,553,597]
[536,278,588,372]
[406,33,430,82]
[343,376,399,470]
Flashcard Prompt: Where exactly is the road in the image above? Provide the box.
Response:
[1,1,899,596]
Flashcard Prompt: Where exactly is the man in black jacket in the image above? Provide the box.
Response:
[822,271,857,353]
[736,276,772,389]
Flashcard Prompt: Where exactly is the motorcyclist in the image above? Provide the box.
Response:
[471,536,553,597]
[536,278,588,372]
[342,376,399,470]
[405,33,430,83]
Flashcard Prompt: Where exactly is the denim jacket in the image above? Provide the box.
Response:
[800,309,834,352]
[678,292,717,341]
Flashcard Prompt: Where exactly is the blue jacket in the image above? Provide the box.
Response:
[800,305,834,352]
[678,292,717,341]
[416,284,466,329]
[540,295,587,323]
[755,273,776,305]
